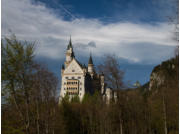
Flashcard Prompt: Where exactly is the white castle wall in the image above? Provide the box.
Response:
[60,59,86,101]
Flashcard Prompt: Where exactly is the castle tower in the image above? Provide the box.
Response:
[61,64,65,75]
[100,73,105,94]
[88,53,94,77]
[65,37,75,67]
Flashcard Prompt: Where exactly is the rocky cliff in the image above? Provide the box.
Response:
[149,56,178,90]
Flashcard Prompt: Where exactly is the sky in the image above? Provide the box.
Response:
[2,0,178,86]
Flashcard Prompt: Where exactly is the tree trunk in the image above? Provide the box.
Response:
[163,93,168,134]
[11,81,29,133]
[119,112,123,134]
[36,98,40,134]
[24,78,30,134]
[120,119,123,134]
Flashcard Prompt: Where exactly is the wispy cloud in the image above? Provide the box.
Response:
[74,41,96,50]
[2,0,177,64]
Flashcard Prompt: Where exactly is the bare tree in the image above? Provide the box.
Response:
[174,45,179,56]
[31,64,58,134]
[98,54,124,90]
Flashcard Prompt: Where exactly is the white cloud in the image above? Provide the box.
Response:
[2,0,177,63]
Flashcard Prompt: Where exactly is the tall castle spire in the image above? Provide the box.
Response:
[65,36,75,67]
[88,53,94,77]
[88,53,93,65]
[67,36,73,50]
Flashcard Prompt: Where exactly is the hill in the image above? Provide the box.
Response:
[149,56,179,91]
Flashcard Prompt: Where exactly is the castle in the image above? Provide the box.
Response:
[59,38,117,102]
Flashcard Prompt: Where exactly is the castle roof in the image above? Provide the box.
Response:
[67,36,73,50]
[76,58,84,69]
[62,64,65,69]
[66,36,75,58]
[88,54,93,64]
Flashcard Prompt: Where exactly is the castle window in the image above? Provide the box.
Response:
[65,77,68,79]
[72,77,74,79]
[78,76,81,79]
[64,82,66,85]
[80,82,82,85]
[72,69,75,72]
[80,88,81,90]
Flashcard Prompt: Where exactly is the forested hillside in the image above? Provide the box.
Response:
[147,56,179,134]
[2,36,178,134]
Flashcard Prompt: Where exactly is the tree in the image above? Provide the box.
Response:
[2,35,60,134]
[2,35,35,134]
[171,0,178,42]
[97,54,124,90]
[168,0,179,57]
[174,45,179,57]
[148,56,179,134]
[31,65,58,134]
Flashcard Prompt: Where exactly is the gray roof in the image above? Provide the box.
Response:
[67,37,73,50]
[88,54,93,64]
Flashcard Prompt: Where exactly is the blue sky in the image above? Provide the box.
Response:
[2,0,178,86]
[33,0,176,22]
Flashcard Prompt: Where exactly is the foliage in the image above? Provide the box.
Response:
[2,36,178,134]
[2,35,60,134]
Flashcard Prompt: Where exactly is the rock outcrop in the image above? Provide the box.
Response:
[149,56,178,91]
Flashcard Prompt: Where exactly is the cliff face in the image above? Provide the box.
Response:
[149,56,179,91]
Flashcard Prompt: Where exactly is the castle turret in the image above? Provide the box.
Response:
[100,73,105,94]
[88,54,94,77]
[65,37,75,67]
[61,64,65,75]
